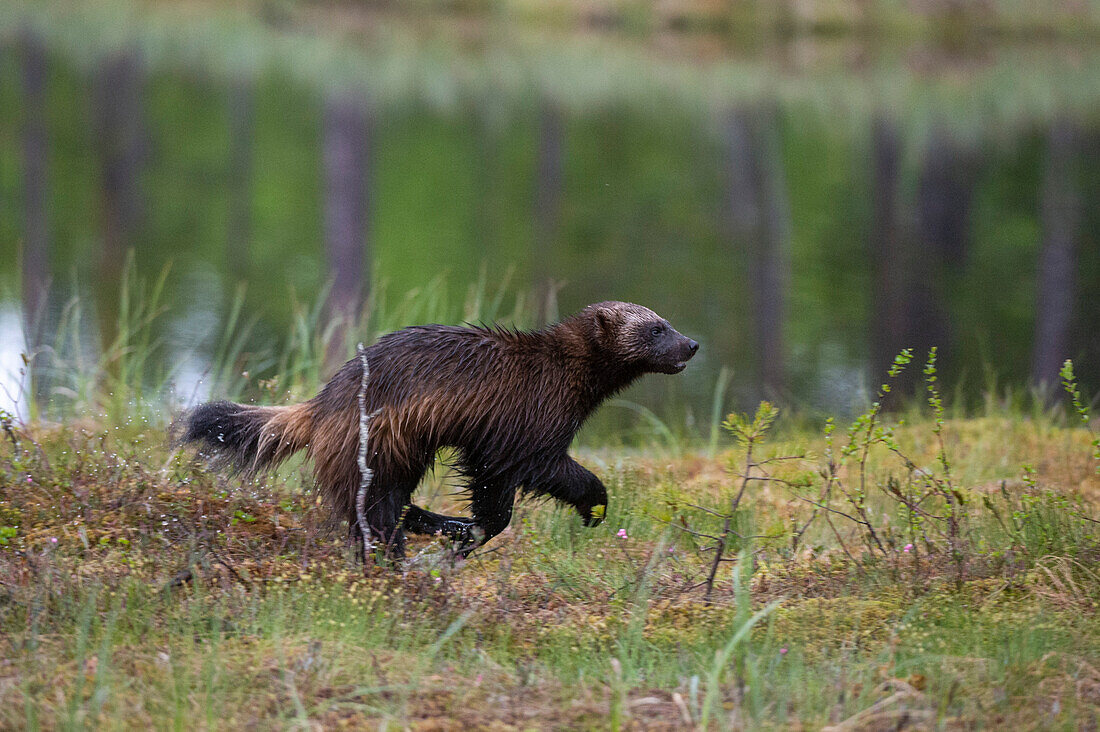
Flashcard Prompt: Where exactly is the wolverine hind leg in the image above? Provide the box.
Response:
[468,482,517,552]
[356,489,408,559]
[403,505,481,548]
[402,483,513,558]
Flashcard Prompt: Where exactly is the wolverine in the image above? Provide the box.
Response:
[177,301,698,557]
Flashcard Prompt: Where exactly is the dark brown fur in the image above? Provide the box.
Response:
[178,301,698,557]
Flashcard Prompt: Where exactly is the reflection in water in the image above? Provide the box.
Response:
[0,309,28,417]
[168,350,212,411]
[164,273,225,410]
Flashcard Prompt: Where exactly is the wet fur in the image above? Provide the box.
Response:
[177,302,698,557]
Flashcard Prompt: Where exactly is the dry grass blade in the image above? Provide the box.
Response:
[822,680,930,732]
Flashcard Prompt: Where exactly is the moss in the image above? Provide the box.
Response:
[0,501,22,528]
[643,601,736,646]
[769,596,905,653]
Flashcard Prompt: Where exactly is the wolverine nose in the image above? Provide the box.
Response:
[688,340,699,354]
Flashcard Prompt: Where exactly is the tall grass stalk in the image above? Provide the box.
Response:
[608,399,681,455]
[699,550,780,730]
[616,534,670,680]
[1062,359,1100,472]
[16,267,538,425]
[708,366,732,459]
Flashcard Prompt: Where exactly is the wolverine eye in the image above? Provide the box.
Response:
[649,326,663,337]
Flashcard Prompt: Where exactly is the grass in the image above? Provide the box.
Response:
[4,279,1100,727]
[13,259,534,424]
[2,390,1100,728]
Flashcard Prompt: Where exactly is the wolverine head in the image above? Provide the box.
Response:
[584,301,699,374]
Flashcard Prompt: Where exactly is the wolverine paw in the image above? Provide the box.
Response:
[452,524,486,558]
[581,503,606,527]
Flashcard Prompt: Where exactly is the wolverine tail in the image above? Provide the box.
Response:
[175,400,313,477]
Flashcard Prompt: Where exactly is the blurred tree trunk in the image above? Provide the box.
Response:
[910,126,975,369]
[20,30,50,407]
[94,49,144,281]
[871,122,976,402]
[869,117,908,400]
[1031,121,1081,394]
[533,102,563,325]
[469,107,504,302]
[93,48,145,352]
[725,108,790,399]
[322,93,371,361]
[21,29,49,334]
[916,127,974,269]
[227,79,253,282]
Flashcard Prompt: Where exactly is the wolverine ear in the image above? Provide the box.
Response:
[592,307,615,342]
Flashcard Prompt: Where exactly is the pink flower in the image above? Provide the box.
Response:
[50,537,57,544]
[617,529,628,539]
[903,544,914,553]
[780,647,788,655]
[26,476,33,483]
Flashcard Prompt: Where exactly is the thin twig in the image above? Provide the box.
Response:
[682,502,730,518]
[751,454,808,465]
[646,511,722,541]
[356,344,377,563]
[790,507,819,554]
[208,543,249,587]
[822,508,859,566]
[794,496,864,525]
[735,474,811,488]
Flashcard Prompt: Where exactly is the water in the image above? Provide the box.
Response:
[2,5,1099,429]
[0,308,27,416]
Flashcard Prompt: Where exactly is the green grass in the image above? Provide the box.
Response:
[2,392,1100,728]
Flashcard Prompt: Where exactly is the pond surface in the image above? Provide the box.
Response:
[2,4,1099,435]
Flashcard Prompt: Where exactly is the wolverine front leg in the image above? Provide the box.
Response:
[531,456,608,526]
